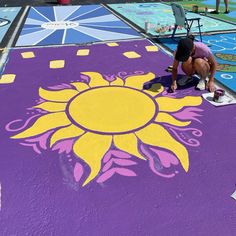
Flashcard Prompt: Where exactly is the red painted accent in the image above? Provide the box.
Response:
[58,0,71,4]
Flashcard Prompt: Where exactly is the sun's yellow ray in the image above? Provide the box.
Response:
[50,124,85,147]
[113,133,146,160]
[39,87,78,102]
[71,82,89,92]
[110,77,124,86]
[81,72,109,87]
[143,83,164,97]
[124,72,155,90]
[155,112,191,127]
[136,123,189,171]
[33,102,67,112]
[156,96,202,112]
[11,112,71,139]
[73,132,112,186]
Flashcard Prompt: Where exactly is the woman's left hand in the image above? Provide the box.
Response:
[207,80,215,92]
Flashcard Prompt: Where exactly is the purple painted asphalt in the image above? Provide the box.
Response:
[0,39,236,235]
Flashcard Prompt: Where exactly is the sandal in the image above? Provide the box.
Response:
[224,10,230,14]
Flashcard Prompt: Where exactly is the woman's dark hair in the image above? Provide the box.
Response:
[175,38,194,62]
[187,34,195,41]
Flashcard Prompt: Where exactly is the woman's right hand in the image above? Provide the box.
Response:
[171,81,177,92]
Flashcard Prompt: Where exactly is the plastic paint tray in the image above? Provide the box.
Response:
[202,92,236,107]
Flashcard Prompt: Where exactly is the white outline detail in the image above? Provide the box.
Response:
[32,7,51,22]
[62,6,81,21]
[221,74,234,80]
[69,6,102,21]
[62,29,67,44]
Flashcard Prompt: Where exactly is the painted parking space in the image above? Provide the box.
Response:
[108,2,236,36]
[1,39,236,234]
[0,7,21,43]
[16,5,142,46]
[0,1,236,235]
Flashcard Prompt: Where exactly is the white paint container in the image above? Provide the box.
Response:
[213,89,225,103]
[145,21,150,33]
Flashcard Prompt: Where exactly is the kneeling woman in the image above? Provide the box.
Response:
[171,36,217,92]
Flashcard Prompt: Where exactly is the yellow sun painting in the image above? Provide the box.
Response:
[11,71,202,186]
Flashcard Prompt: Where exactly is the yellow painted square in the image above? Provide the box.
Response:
[107,42,119,47]
[50,60,65,69]
[21,52,35,59]
[77,49,90,56]
[145,46,158,52]
[123,51,141,59]
[0,74,16,84]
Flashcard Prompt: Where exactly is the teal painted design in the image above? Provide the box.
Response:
[108,3,236,36]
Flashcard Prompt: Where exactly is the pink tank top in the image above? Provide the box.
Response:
[192,42,212,59]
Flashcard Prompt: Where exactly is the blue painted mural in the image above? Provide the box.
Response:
[16,5,141,46]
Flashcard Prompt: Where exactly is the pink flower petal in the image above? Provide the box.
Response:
[102,159,113,172]
[103,150,112,163]
[74,163,84,182]
[150,148,179,167]
[113,159,137,166]
[97,169,116,183]
[112,150,132,159]
[115,167,137,177]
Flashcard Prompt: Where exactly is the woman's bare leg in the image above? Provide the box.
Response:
[181,57,195,76]
[193,58,210,90]
[193,58,210,79]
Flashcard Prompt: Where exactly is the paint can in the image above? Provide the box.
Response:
[213,89,225,103]
[192,5,198,13]
[58,0,71,4]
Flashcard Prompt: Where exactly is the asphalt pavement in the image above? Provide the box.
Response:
[0,0,177,7]
[0,0,158,7]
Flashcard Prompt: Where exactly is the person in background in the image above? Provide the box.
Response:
[170,35,218,92]
[211,0,230,14]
